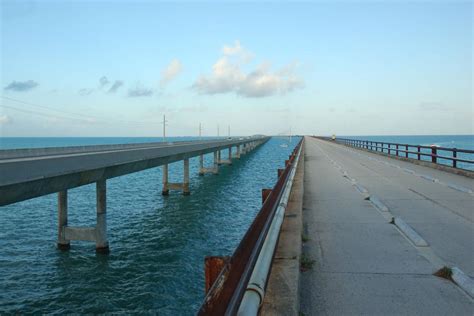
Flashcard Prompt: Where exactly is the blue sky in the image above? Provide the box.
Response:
[0,0,472,136]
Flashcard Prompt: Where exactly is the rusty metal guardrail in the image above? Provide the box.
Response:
[317,137,474,170]
[198,138,303,315]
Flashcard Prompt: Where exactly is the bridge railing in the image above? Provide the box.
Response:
[198,138,303,315]
[320,137,474,170]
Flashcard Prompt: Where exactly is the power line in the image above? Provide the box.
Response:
[0,104,159,125]
[0,104,94,122]
[0,95,161,125]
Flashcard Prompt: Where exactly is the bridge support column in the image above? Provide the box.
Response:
[57,180,109,253]
[165,159,191,195]
[234,145,241,159]
[199,152,219,175]
[183,158,190,195]
[213,151,219,174]
[241,144,246,155]
[57,190,70,250]
[162,164,169,195]
[218,147,232,165]
[95,180,109,253]
[199,155,204,175]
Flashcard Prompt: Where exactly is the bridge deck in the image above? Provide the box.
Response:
[0,137,267,206]
[300,136,473,314]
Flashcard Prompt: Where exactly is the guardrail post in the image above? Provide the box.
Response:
[388,144,391,155]
[406,145,408,158]
[277,169,284,178]
[205,256,230,294]
[57,190,70,250]
[431,146,437,163]
[262,189,272,204]
[453,150,457,168]
[417,146,421,160]
[396,144,399,156]
[96,179,109,253]
[183,158,190,195]
[162,164,169,195]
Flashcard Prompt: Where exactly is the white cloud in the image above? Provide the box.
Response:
[0,114,12,125]
[160,59,183,88]
[221,40,253,62]
[193,41,304,98]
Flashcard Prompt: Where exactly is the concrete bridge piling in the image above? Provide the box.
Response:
[57,180,109,253]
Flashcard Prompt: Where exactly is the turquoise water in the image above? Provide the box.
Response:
[342,135,474,170]
[0,136,299,314]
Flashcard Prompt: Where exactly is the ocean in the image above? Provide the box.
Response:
[0,136,298,314]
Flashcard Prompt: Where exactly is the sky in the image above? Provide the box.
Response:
[0,0,472,137]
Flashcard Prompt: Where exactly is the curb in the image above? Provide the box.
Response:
[451,267,474,299]
[369,196,389,212]
[393,217,428,247]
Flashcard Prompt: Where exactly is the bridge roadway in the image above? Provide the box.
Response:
[0,137,267,206]
[300,136,473,314]
[0,136,268,252]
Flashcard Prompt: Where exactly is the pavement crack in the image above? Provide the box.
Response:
[408,188,472,223]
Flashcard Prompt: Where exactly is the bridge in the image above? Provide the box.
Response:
[1,135,473,314]
[199,136,473,315]
[0,136,268,252]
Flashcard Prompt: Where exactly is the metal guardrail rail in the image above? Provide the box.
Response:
[317,137,474,170]
[198,138,303,315]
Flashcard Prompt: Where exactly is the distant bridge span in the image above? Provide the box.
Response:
[0,136,269,252]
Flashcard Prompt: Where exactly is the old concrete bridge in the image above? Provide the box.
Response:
[0,137,268,253]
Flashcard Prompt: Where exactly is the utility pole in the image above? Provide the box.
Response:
[217,124,220,137]
[162,115,168,142]
[199,122,202,140]
[228,125,230,138]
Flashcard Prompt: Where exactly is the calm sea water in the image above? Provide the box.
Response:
[342,135,474,170]
[0,136,299,314]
